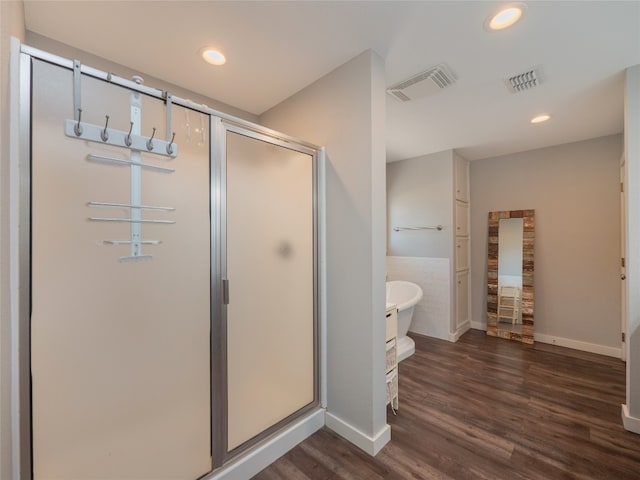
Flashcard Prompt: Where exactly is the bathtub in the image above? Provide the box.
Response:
[386,281,423,361]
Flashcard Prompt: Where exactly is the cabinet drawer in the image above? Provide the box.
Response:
[455,201,469,236]
[456,271,470,327]
[456,237,469,271]
[455,154,469,202]
[386,309,397,342]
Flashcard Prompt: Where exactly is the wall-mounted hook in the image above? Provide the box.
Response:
[166,132,176,155]
[124,121,133,147]
[100,115,110,142]
[146,127,156,151]
[74,108,83,136]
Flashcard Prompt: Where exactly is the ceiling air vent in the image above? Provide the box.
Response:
[387,63,456,102]
[505,68,540,93]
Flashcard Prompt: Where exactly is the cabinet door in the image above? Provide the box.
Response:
[455,201,469,236]
[456,271,470,328]
[456,237,469,272]
[455,155,469,202]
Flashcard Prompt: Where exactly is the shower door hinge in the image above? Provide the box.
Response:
[622,257,626,268]
[621,182,624,193]
[622,332,626,342]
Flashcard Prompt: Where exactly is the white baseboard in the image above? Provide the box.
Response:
[325,411,391,456]
[622,404,640,434]
[449,321,470,342]
[205,408,325,480]
[467,323,621,358]
[534,332,621,358]
[470,320,484,331]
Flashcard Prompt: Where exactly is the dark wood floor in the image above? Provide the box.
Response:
[253,329,640,479]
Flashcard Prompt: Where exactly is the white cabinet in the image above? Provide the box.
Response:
[456,237,469,271]
[456,271,470,328]
[455,201,469,236]
[452,152,471,339]
[455,153,469,202]
[385,306,399,412]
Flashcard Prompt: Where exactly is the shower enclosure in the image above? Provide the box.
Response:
[16,44,322,479]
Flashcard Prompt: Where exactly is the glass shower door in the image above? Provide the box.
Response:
[225,129,316,453]
[30,59,212,480]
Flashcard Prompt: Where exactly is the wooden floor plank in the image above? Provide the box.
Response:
[253,330,640,479]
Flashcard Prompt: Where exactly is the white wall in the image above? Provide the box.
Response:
[386,150,455,341]
[260,50,389,455]
[623,65,640,433]
[470,135,623,356]
[386,256,450,340]
[387,150,453,258]
[1,2,25,478]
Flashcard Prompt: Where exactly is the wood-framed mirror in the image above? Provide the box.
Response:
[486,210,535,344]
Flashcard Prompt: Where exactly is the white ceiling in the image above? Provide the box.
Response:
[23,1,640,161]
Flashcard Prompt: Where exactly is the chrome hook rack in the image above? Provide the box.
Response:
[74,108,83,136]
[64,59,178,158]
[124,121,133,147]
[146,127,156,151]
[63,60,180,262]
[166,132,176,155]
[64,118,178,158]
[100,115,110,142]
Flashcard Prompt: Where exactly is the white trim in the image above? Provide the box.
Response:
[622,404,640,435]
[204,409,324,480]
[325,411,390,456]
[318,148,327,409]
[449,320,470,342]
[463,323,622,358]
[624,64,640,443]
[9,36,22,480]
[470,320,485,331]
[463,322,620,358]
[535,332,621,358]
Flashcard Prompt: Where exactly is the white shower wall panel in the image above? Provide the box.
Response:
[30,60,212,480]
[386,256,450,341]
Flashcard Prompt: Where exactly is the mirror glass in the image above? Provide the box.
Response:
[486,210,535,343]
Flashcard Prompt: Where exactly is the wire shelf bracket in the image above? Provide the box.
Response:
[69,59,178,263]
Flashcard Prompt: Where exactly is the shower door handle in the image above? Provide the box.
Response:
[222,279,230,305]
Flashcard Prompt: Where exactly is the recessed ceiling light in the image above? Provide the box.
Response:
[201,47,226,66]
[530,114,551,124]
[485,3,526,31]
